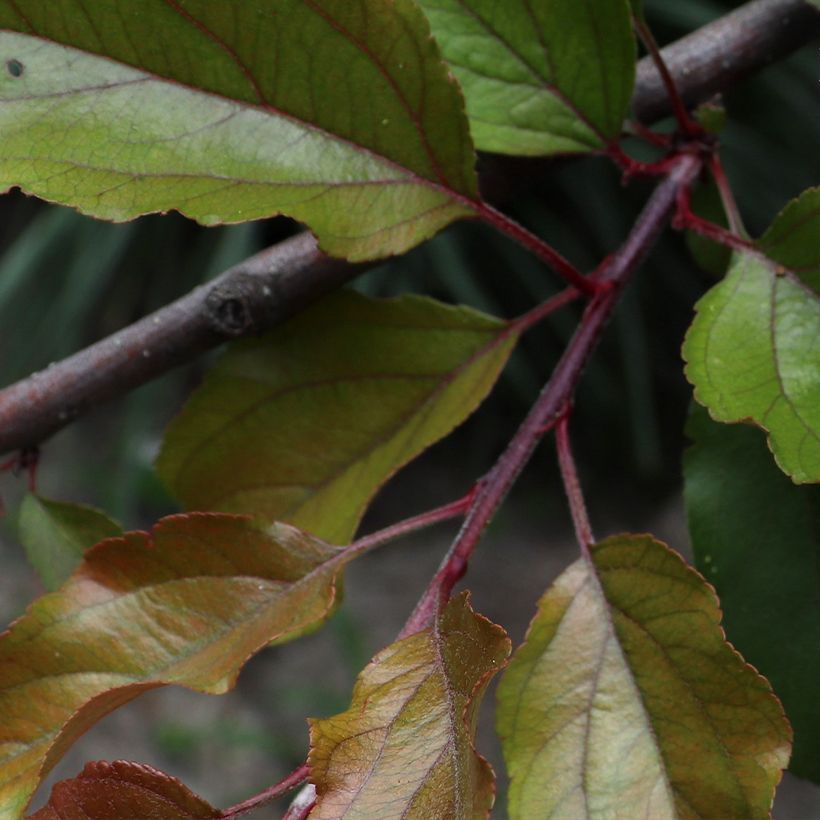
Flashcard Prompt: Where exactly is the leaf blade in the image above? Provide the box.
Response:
[758,186,820,293]
[157,291,519,543]
[0,513,354,818]
[0,0,478,261]
[309,592,510,819]
[417,0,635,155]
[682,250,820,484]
[685,405,820,781]
[28,760,218,820]
[496,534,791,819]
[18,495,121,591]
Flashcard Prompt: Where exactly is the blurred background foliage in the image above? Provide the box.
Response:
[0,0,817,814]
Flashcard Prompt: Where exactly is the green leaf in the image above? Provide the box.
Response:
[308,592,510,819]
[683,249,820,483]
[0,0,478,262]
[157,291,519,543]
[685,405,820,782]
[496,534,791,820]
[0,513,358,818]
[758,187,820,293]
[28,761,218,820]
[18,494,121,591]
[417,0,635,155]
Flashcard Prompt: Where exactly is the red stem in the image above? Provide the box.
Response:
[556,413,594,557]
[674,186,757,252]
[634,15,700,135]
[218,763,310,819]
[511,286,581,332]
[707,153,747,237]
[400,154,702,637]
[475,202,597,295]
[351,493,473,554]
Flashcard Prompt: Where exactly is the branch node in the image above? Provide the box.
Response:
[205,273,279,337]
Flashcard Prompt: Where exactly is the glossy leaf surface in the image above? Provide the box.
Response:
[685,406,820,781]
[683,248,820,484]
[0,514,355,819]
[496,534,791,819]
[157,291,519,543]
[18,494,121,591]
[309,592,509,818]
[28,761,218,820]
[759,187,820,293]
[417,0,635,155]
[0,0,478,261]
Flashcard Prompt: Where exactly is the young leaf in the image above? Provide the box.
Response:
[496,534,791,820]
[758,187,820,293]
[685,405,820,782]
[0,513,358,819]
[682,249,820,483]
[157,291,520,544]
[0,0,478,262]
[417,0,635,155]
[28,760,218,820]
[308,592,510,819]
[18,494,121,591]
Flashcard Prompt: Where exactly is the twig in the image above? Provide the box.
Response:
[632,0,820,123]
[555,412,594,556]
[399,153,702,637]
[0,233,366,454]
[219,763,310,819]
[633,15,699,134]
[0,0,815,456]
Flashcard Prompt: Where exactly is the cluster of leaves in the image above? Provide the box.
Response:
[0,1,817,818]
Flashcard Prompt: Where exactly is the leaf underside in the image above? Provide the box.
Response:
[496,534,791,820]
[417,0,635,155]
[18,494,122,591]
[309,592,510,819]
[685,406,820,782]
[683,249,820,484]
[0,0,478,261]
[0,514,354,819]
[28,761,218,820]
[157,291,518,544]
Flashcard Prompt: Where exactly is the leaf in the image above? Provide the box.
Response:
[682,249,820,483]
[157,291,519,543]
[417,0,635,155]
[0,513,358,819]
[685,405,820,782]
[496,534,791,820]
[0,0,478,262]
[28,760,218,820]
[308,592,510,819]
[18,494,121,591]
[758,187,820,293]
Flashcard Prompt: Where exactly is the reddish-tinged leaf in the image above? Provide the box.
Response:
[28,760,218,820]
[157,291,519,543]
[0,0,478,261]
[497,534,791,819]
[0,514,358,819]
[308,592,510,819]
